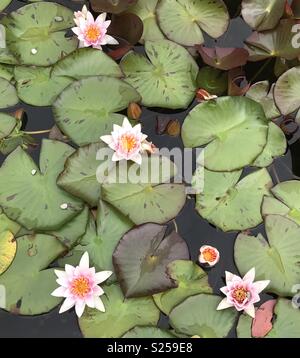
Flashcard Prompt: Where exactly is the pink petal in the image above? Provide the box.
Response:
[93,285,104,296]
[253,280,270,294]
[75,301,86,318]
[243,268,256,283]
[217,298,233,310]
[65,264,75,276]
[86,11,94,23]
[225,271,236,284]
[79,252,90,270]
[51,286,67,298]
[95,271,113,284]
[85,295,95,308]
[220,286,229,295]
[56,277,69,288]
[59,297,75,314]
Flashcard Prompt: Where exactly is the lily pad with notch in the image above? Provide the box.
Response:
[0,77,18,108]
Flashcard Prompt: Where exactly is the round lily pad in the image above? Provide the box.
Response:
[123,326,175,338]
[0,234,65,315]
[0,208,21,235]
[182,96,269,171]
[53,76,141,146]
[113,224,189,298]
[58,200,133,273]
[192,168,273,232]
[262,181,300,225]
[153,260,212,315]
[252,122,287,168]
[156,0,229,46]
[79,283,160,338]
[0,139,83,231]
[0,0,12,12]
[0,113,16,140]
[0,77,18,108]
[274,66,300,115]
[52,48,123,79]
[0,64,14,81]
[241,0,285,31]
[128,0,165,43]
[169,294,238,338]
[0,231,16,275]
[120,39,198,109]
[1,3,78,66]
[196,66,228,96]
[102,156,186,225]
[235,214,300,296]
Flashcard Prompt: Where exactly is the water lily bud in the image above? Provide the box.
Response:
[196,88,218,102]
[127,102,142,120]
[199,245,220,267]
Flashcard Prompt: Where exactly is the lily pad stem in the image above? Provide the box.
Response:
[173,219,178,233]
[23,129,51,135]
[250,58,273,84]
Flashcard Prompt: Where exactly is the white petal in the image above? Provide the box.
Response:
[95,271,113,284]
[225,271,236,284]
[93,285,104,296]
[122,117,132,129]
[253,280,270,294]
[96,12,107,24]
[56,277,69,287]
[94,296,106,312]
[217,298,233,311]
[112,152,123,162]
[244,304,256,318]
[51,286,67,297]
[59,297,75,314]
[75,301,86,318]
[86,11,94,23]
[220,286,229,295]
[103,34,119,45]
[65,264,75,276]
[71,27,81,36]
[100,135,113,145]
[79,252,90,270]
[131,153,142,165]
[103,20,111,29]
[54,269,67,279]
[93,44,102,50]
[85,295,96,308]
[243,268,256,283]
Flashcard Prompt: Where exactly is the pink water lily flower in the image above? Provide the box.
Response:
[51,252,112,318]
[199,245,220,267]
[100,117,155,165]
[72,6,118,50]
[217,268,270,318]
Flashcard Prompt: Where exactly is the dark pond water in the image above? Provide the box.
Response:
[0,0,299,338]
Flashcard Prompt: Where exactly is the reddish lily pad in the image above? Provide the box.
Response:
[252,299,276,338]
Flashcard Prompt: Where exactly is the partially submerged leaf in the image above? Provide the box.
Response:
[90,0,138,14]
[0,78,18,108]
[196,66,228,96]
[0,231,16,275]
[108,13,143,45]
[252,299,276,338]
[0,113,16,140]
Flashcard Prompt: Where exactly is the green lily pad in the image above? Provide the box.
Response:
[0,64,14,81]
[123,326,175,338]
[128,0,165,43]
[102,156,186,225]
[0,139,83,231]
[120,39,198,109]
[58,200,133,273]
[196,66,228,96]
[246,81,280,120]
[57,143,105,207]
[52,48,123,79]
[79,283,160,338]
[53,76,141,146]
[113,224,189,298]
[156,0,229,46]
[0,0,12,12]
[169,294,238,338]
[274,66,300,115]
[235,214,300,296]
[0,77,18,108]
[0,231,16,275]
[0,113,16,140]
[193,168,273,232]
[14,66,72,106]
[0,207,21,236]
[0,48,18,65]
[252,122,287,167]
[182,96,269,171]
[1,3,78,66]
[153,260,212,315]
[0,234,65,315]
[241,0,286,31]
[262,181,300,225]
[236,313,252,338]
[245,19,300,61]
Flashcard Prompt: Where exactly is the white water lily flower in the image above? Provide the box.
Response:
[51,252,112,318]
[72,6,118,50]
[100,117,156,165]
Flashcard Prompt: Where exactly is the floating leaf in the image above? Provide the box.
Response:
[102,156,186,225]
[57,143,105,207]
[113,224,189,298]
[1,3,78,66]
[90,0,138,14]
[0,234,65,315]
[245,19,300,61]
[128,0,165,43]
[156,0,229,46]
[0,140,83,231]
[153,260,212,315]
[246,81,280,120]
[0,231,16,275]
[196,66,228,96]
[193,168,273,232]
[53,76,141,146]
[252,299,276,338]
[274,66,300,115]
[235,214,300,296]
[0,77,18,108]
[123,326,175,338]
[169,294,238,338]
[0,64,14,81]
[197,46,249,70]
[58,201,133,273]
[241,0,285,31]
[182,96,269,171]
[79,283,160,338]
[0,113,16,140]
[252,122,286,167]
[108,13,143,45]
[0,0,12,12]
[262,181,300,225]
[120,39,198,109]
[0,208,21,236]
[228,67,250,96]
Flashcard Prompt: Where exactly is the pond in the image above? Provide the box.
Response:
[0,0,300,338]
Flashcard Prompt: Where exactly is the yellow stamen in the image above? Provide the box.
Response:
[120,134,137,153]
[232,287,249,304]
[85,25,101,42]
[71,276,90,298]
[202,248,217,263]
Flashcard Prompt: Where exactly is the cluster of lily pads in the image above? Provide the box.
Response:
[0,0,300,338]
